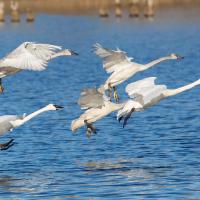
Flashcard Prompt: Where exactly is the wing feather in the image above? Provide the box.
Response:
[78,88,105,109]
[125,77,167,106]
[93,43,134,74]
[0,42,62,71]
[0,115,19,123]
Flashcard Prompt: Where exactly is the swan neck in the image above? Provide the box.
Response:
[19,106,50,125]
[164,79,200,97]
[141,56,171,71]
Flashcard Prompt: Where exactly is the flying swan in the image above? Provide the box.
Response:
[93,43,183,101]
[71,88,124,137]
[0,42,78,92]
[72,76,200,135]
[117,77,200,127]
[0,104,63,150]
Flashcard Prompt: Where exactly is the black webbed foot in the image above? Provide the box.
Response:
[0,139,14,151]
[123,108,135,128]
[119,108,135,128]
[84,120,97,137]
[86,127,92,138]
[118,116,123,123]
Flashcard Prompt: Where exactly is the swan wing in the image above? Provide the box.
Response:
[93,43,134,74]
[0,42,62,71]
[78,88,106,109]
[0,115,19,124]
[126,77,167,106]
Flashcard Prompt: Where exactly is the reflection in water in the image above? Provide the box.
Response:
[81,158,153,181]
[0,175,39,194]
[118,169,152,180]
[0,176,13,187]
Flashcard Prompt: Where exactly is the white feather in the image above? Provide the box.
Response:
[0,42,62,71]
[93,43,135,74]
[126,77,157,97]
[117,100,142,120]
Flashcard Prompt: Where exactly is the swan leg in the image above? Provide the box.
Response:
[86,127,92,138]
[0,79,4,93]
[0,139,14,151]
[108,83,113,100]
[84,120,97,137]
[113,86,119,102]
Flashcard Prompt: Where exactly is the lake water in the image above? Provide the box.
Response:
[0,7,200,199]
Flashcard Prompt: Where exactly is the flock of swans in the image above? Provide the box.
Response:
[0,41,198,150]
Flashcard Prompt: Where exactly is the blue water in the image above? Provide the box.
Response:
[0,7,200,199]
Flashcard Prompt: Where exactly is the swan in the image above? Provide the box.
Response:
[117,77,200,127]
[0,42,78,92]
[72,76,200,135]
[93,43,183,101]
[0,104,63,150]
[71,88,124,137]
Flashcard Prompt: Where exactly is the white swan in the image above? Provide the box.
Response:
[71,88,124,137]
[0,42,78,92]
[93,43,183,101]
[72,76,200,135]
[117,77,200,127]
[0,104,63,150]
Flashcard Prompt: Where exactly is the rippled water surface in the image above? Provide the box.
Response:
[0,8,200,199]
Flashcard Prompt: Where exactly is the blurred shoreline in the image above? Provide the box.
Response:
[1,0,200,15]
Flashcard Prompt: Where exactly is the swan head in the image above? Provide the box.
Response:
[169,53,184,60]
[46,104,64,111]
[62,49,78,56]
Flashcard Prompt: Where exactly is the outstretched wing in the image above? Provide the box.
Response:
[126,77,167,106]
[93,43,134,74]
[0,115,19,124]
[0,115,19,135]
[78,88,106,109]
[0,42,62,71]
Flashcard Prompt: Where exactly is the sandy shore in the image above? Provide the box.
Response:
[1,0,200,14]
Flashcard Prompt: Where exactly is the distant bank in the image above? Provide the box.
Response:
[2,0,200,14]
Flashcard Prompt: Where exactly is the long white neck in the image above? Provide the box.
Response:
[140,56,173,71]
[163,79,200,97]
[10,106,51,128]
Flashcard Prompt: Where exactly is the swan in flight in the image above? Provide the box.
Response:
[71,88,124,137]
[0,42,78,92]
[0,104,63,150]
[117,77,200,127]
[93,43,183,102]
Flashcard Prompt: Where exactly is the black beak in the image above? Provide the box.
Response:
[54,105,64,110]
[70,50,79,56]
[177,55,184,60]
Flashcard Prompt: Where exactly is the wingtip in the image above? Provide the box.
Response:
[92,43,102,52]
